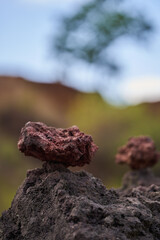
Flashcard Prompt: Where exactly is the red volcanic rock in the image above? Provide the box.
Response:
[115,136,160,170]
[18,122,98,167]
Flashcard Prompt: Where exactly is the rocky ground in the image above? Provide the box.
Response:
[1,162,160,240]
[1,123,160,239]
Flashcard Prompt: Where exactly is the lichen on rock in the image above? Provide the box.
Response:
[18,121,98,167]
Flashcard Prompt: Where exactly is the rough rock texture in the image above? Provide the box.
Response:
[18,122,98,167]
[1,163,160,240]
[115,136,159,170]
[120,168,160,193]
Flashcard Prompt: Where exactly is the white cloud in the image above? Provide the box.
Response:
[119,77,160,105]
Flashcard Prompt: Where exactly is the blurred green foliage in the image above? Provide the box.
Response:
[68,93,160,187]
[53,0,152,74]
[1,77,160,214]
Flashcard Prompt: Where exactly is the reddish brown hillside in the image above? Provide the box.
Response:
[0,75,81,111]
[0,76,87,134]
[1,75,160,213]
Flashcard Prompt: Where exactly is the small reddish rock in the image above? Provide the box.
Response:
[18,122,98,167]
[115,136,160,170]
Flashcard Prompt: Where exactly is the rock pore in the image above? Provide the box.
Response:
[18,122,98,167]
[1,163,160,240]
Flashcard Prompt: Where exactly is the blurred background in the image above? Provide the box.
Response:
[1,0,160,212]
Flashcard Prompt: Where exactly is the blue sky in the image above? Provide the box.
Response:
[0,0,160,105]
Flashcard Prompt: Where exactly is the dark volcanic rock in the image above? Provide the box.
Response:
[116,136,160,170]
[18,122,98,167]
[1,163,160,240]
[121,168,160,193]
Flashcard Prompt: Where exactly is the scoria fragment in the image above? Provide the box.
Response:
[18,121,98,167]
[115,136,160,170]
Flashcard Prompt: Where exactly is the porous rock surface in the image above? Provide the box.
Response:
[116,136,159,170]
[120,168,160,194]
[1,163,160,240]
[18,122,98,167]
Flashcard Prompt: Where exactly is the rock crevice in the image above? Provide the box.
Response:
[1,124,160,239]
[1,163,160,240]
